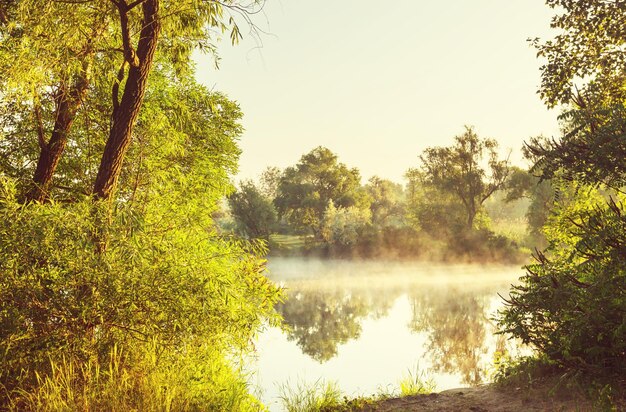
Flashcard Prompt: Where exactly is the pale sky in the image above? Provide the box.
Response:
[195,0,561,184]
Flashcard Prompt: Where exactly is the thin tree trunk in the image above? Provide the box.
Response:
[25,72,90,202]
[92,0,160,200]
[467,202,476,229]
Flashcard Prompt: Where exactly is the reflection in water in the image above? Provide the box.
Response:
[270,258,521,386]
[276,292,369,362]
[409,289,490,385]
[277,289,394,362]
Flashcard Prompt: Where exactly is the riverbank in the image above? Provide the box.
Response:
[352,383,625,412]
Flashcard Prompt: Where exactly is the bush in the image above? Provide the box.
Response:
[499,197,626,374]
[0,182,282,409]
[446,228,525,263]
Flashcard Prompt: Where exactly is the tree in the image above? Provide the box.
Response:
[0,0,257,202]
[0,2,111,202]
[0,28,282,410]
[365,176,405,228]
[320,201,371,246]
[259,166,282,200]
[504,166,556,248]
[419,126,510,229]
[527,0,626,190]
[534,0,626,108]
[405,168,468,237]
[228,180,277,239]
[499,0,626,375]
[274,147,369,236]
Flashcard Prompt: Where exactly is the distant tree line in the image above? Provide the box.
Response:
[225,127,552,262]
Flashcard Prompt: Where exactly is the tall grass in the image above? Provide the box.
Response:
[8,343,264,412]
[278,379,342,412]
[398,365,436,396]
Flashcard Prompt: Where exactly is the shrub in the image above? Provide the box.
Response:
[499,196,626,374]
[0,182,282,409]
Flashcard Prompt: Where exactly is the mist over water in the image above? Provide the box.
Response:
[251,257,528,411]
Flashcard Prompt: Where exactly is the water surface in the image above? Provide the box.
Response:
[251,257,525,410]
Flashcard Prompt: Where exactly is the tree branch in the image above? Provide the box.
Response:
[126,0,148,10]
[111,61,126,114]
[33,103,47,150]
[114,0,140,67]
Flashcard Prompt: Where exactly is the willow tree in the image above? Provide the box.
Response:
[0,2,112,201]
[0,1,283,409]
[0,0,257,202]
[419,126,510,229]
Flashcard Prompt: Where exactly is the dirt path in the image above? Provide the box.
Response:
[356,386,623,412]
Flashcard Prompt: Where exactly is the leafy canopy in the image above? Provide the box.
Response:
[274,146,369,235]
[419,126,510,229]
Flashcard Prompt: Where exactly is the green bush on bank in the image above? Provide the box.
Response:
[0,181,282,410]
[499,193,626,375]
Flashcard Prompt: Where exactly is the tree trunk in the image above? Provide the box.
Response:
[92,0,160,200]
[467,202,476,229]
[25,74,90,203]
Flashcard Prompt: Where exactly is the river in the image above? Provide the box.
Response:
[250,257,526,411]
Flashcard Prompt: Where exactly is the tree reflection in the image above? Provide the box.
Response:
[408,287,492,385]
[276,291,366,362]
[273,270,508,380]
[276,288,397,362]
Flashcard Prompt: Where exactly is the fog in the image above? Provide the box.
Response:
[266,256,521,289]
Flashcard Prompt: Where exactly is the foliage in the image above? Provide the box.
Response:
[526,104,626,194]
[405,166,524,263]
[534,0,626,107]
[419,126,510,229]
[500,166,556,248]
[528,0,626,190]
[320,201,371,246]
[8,343,264,412]
[0,182,282,404]
[365,176,405,229]
[499,0,626,379]
[0,46,282,408]
[228,180,277,239]
[274,147,369,236]
[258,166,282,200]
[0,0,256,201]
[405,169,467,237]
[499,192,626,374]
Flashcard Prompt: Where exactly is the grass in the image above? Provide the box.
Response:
[6,343,264,412]
[488,218,528,245]
[278,379,343,412]
[269,234,308,250]
[398,365,436,397]
[277,367,436,412]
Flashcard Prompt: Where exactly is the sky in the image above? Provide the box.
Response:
[195,0,561,184]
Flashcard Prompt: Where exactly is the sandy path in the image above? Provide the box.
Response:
[355,386,621,412]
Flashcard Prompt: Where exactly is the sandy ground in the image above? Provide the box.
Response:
[355,385,626,412]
